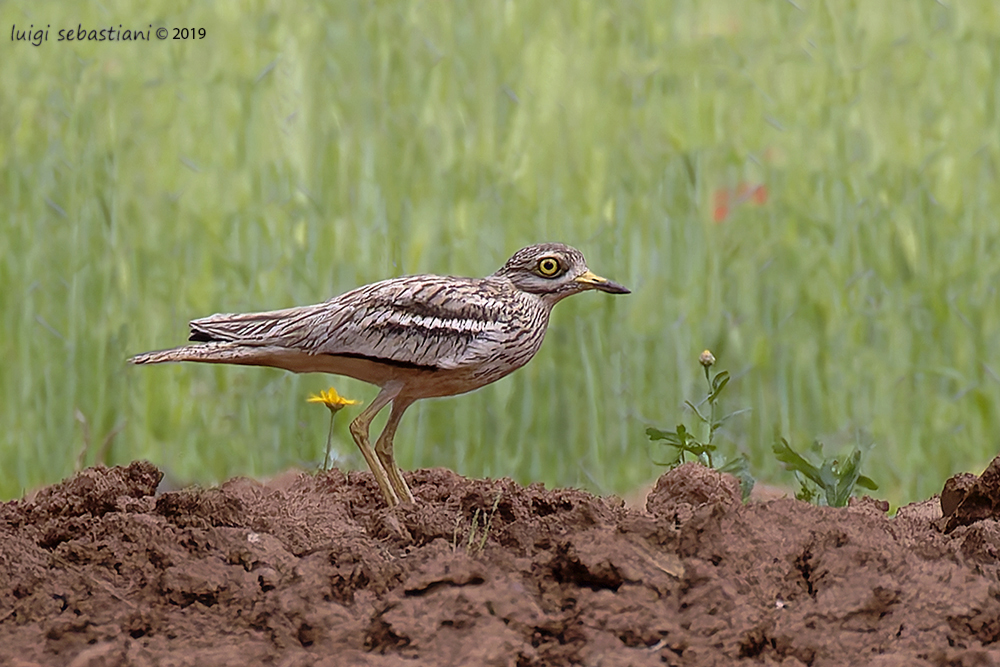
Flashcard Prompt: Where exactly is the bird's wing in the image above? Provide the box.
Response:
[188,275,512,370]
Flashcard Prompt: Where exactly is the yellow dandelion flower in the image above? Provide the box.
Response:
[307,387,361,413]
[307,388,360,471]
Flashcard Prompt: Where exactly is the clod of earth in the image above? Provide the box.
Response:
[939,455,1000,535]
[3,459,1000,665]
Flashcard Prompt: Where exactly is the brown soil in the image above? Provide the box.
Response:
[3,458,1000,667]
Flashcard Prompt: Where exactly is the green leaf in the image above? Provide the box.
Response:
[691,442,717,455]
[827,450,858,507]
[856,475,879,491]
[647,426,672,441]
[708,371,730,403]
[683,400,708,423]
[772,438,824,486]
[817,459,840,498]
[674,423,692,448]
[715,408,752,427]
[647,426,684,446]
[649,424,715,461]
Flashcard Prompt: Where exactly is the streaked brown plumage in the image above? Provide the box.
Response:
[129,243,629,506]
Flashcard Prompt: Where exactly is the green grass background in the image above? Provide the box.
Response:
[3,1,999,504]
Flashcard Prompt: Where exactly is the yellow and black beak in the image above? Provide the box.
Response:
[574,270,631,294]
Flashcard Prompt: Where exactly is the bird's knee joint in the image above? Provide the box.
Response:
[349,418,368,441]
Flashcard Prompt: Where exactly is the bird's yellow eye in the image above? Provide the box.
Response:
[537,257,561,277]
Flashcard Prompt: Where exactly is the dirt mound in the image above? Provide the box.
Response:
[3,459,1000,666]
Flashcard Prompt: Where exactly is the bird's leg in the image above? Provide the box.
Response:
[374,398,416,505]
[349,384,401,507]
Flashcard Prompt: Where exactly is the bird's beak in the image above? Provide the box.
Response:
[574,270,631,294]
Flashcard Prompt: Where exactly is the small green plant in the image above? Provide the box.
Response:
[647,350,755,500]
[452,491,503,555]
[772,438,878,507]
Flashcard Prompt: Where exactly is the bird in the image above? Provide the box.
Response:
[129,243,630,507]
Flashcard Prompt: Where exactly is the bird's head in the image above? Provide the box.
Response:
[493,243,630,305]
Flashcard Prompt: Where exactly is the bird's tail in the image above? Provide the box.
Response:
[128,342,250,365]
[128,341,322,374]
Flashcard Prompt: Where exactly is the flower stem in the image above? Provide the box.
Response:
[322,410,335,471]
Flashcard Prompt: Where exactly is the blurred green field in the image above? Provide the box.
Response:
[3,1,1000,504]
